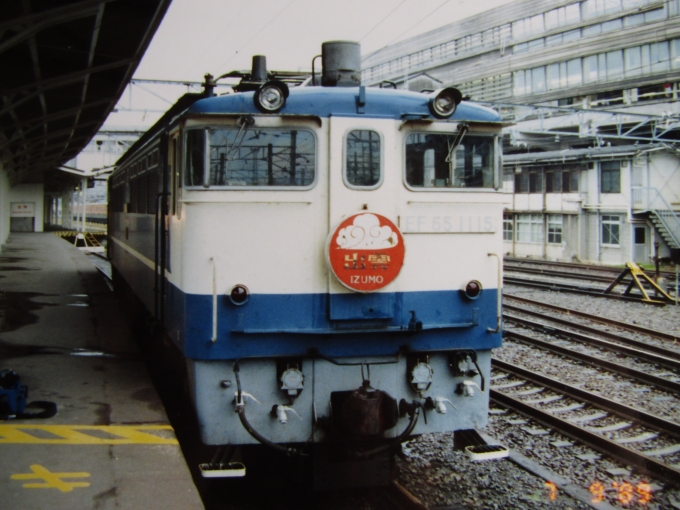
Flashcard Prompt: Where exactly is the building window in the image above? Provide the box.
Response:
[529,172,543,193]
[546,171,558,193]
[601,215,621,245]
[514,172,527,192]
[545,170,579,192]
[570,171,579,192]
[606,50,624,80]
[503,214,513,241]
[547,215,563,243]
[345,130,381,187]
[601,161,621,193]
[567,58,582,86]
[516,214,543,243]
[515,171,545,193]
[532,67,546,93]
[602,18,622,32]
[625,46,642,78]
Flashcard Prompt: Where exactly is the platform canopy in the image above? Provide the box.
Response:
[0,0,172,187]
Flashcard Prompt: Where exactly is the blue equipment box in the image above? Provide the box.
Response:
[0,370,28,417]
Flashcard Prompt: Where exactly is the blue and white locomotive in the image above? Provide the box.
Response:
[108,41,504,487]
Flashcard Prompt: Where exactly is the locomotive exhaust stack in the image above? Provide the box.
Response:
[321,41,361,87]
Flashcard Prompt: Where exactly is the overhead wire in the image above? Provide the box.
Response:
[220,0,299,72]
[184,0,257,78]
[362,0,457,62]
[359,0,411,42]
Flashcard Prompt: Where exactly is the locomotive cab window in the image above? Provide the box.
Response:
[405,132,496,189]
[184,127,316,188]
[345,130,381,188]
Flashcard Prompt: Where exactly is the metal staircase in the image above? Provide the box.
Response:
[632,187,680,249]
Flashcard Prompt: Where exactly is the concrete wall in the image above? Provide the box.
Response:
[0,162,9,248]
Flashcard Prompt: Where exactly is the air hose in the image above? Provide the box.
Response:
[232,362,419,460]
[357,404,420,459]
[233,361,302,457]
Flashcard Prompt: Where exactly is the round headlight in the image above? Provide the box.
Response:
[428,87,463,119]
[254,80,289,113]
[462,280,482,300]
[228,285,249,305]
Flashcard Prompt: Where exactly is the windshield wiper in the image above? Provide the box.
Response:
[227,115,255,161]
[445,124,468,163]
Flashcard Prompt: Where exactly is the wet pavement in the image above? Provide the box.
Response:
[0,233,202,510]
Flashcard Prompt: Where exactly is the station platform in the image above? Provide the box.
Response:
[0,233,203,509]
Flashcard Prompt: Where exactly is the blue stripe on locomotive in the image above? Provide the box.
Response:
[164,280,501,361]
[188,86,501,122]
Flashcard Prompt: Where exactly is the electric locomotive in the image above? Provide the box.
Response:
[108,41,504,487]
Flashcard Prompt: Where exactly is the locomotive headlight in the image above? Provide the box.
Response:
[461,280,483,300]
[253,80,289,113]
[411,362,434,391]
[280,367,304,396]
[427,87,463,119]
[228,284,249,305]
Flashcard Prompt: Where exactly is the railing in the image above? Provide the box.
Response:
[632,186,680,248]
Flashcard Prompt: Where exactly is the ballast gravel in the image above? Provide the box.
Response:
[392,286,680,509]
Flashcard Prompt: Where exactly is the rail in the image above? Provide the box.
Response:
[503,329,680,394]
[491,387,680,485]
[504,293,680,344]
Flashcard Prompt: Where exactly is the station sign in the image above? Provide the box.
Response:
[327,212,405,292]
[10,202,35,217]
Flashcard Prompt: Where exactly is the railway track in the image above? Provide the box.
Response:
[504,276,672,305]
[492,291,680,504]
[505,257,677,281]
[504,294,680,345]
[502,295,680,395]
[504,310,680,369]
[490,359,680,485]
[504,264,627,284]
[503,328,680,395]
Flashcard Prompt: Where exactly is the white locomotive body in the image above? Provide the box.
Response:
[109,41,504,486]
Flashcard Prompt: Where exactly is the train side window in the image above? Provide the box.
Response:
[185,129,206,187]
[170,137,178,215]
[405,133,496,189]
[344,130,381,188]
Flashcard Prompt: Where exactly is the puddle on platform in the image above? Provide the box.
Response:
[0,257,28,264]
[0,339,138,360]
[0,291,56,331]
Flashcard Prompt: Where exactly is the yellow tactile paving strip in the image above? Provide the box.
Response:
[0,425,178,444]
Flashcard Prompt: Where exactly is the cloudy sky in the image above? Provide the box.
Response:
[105,0,512,129]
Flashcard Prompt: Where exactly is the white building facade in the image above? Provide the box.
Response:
[363,0,680,264]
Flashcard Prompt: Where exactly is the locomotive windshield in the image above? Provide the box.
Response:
[405,133,496,189]
[185,127,316,188]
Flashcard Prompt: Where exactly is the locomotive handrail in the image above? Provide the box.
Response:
[185,112,323,127]
[232,320,477,335]
[487,252,501,333]
[179,200,313,205]
[210,257,217,343]
[312,351,401,366]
